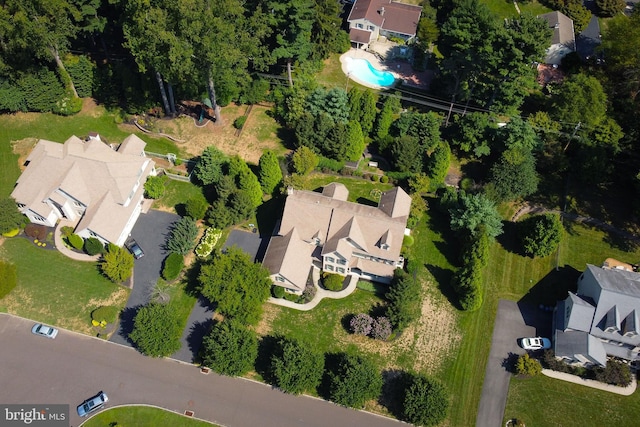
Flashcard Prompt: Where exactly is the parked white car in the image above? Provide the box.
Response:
[520,337,551,350]
[31,323,58,339]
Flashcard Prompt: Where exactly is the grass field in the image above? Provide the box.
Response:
[0,238,129,334]
[300,173,394,204]
[481,0,551,18]
[84,406,215,427]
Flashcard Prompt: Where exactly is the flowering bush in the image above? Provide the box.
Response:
[195,227,222,258]
[371,316,392,340]
[350,313,373,336]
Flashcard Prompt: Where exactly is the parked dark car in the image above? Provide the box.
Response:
[77,391,108,417]
[125,239,144,259]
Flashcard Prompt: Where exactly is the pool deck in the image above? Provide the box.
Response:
[339,46,432,91]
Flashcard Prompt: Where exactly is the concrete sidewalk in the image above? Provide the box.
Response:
[268,271,359,311]
[542,369,637,395]
[54,219,99,261]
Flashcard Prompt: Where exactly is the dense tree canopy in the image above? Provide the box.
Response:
[201,320,258,376]
[198,246,271,325]
[449,192,503,238]
[129,302,183,357]
[401,374,449,427]
[0,198,25,234]
[270,336,324,395]
[326,353,383,408]
[258,150,283,195]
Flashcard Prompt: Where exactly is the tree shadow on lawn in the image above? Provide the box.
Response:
[424,264,460,310]
[255,335,279,385]
[517,265,580,336]
[496,220,525,256]
[378,369,410,420]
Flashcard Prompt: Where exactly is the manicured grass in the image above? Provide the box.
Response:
[480,0,551,18]
[156,178,207,214]
[84,406,215,427]
[440,214,640,426]
[316,53,369,91]
[0,107,181,197]
[504,375,640,427]
[300,173,393,205]
[0,238,129,334]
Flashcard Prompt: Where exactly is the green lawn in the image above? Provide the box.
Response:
[316,53,369,91]
[84,406,216,427]
[300,173,393,205]
[0,107,180,197]
[0,238,129,334]
[480,0,551,18]
[156,178,208,214]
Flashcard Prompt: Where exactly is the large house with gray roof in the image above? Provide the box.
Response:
[538,11,576,65]
[11,134,156,246]
[347,0,422,49]
[553,263,640,367]
[262,183,411,294]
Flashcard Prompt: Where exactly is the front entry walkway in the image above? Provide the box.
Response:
[268,270,359,311]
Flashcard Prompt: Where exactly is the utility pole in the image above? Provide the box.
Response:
[563,122,581,152]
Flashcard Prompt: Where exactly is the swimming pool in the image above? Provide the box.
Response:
[346,57,395,87]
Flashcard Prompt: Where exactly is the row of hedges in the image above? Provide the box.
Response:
[541,350,632,387]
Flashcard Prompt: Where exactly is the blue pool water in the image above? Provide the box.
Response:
[347,58,395,87]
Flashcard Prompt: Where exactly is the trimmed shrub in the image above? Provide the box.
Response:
[371,316,392,340]
[162,253,184,281]
[144,175,165,199]
[593,360,632,387]
[272,285,285,298]
[322,272,344,291]
[2,228,20,237]
[284,292,299,302]
[24,223,47,240]
[67,233,84,250]
[516,353,542,376]
[185,196,209,220]
[317,156,344,172]
[350,313,373,335]
[233,116,247,129]
[0,261,17,299]
[91,306,119,325]
[60,226,74,238]
[403,235,415,247]
[84,237,104,255]
[380,175,389,183]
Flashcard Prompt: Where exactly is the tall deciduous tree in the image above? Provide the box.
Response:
[326,353,383,408]
[198,246,272,325]
[401,374,449,427]
[269,336,324,395]
[201,320,258,376]
[129,303,183,357]
[291,146,318,175]
[489,148,539,202]
[519,213,564,258]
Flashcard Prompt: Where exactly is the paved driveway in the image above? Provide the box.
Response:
[476,300,538,427]
[110,209,180,347]
[0,314,401,427]
[223,229,263,261]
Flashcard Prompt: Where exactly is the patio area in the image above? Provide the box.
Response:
[340,41,433,90]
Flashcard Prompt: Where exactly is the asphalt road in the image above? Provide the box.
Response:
[0,314,400,427]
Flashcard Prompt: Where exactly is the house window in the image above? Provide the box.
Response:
[336,259,346,266]
[367,25,374,31]
[325,265,334,271]
[326,257,335,263]
[356,23,363,29]
[276,276,285,282]
[336,267,345,274]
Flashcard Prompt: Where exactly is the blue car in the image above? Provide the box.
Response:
[77,391,108,417]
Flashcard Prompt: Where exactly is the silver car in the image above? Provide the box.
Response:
[77,391,108,417]
[31,323,58,339]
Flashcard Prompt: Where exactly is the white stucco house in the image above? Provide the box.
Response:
[262,183,411,294]
[11,134,156,246]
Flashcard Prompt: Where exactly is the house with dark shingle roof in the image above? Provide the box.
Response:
[538,11,576,65]
[553,263,640,367]
[347,0,422,49]
[262,183,411,294]
[11,134,156,246]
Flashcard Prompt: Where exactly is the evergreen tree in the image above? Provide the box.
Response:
[258,150,283,195]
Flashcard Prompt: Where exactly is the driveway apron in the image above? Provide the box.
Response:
[476,300,535,427]
[110,210,180,347]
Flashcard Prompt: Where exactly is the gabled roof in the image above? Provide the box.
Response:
[262,228,314,292]
[539,11,575,47]
[347,0,422,37]
[554,328,608,367]
[378,186,411,218]
[564,292,596,332]
[11,135,154,243]
[322,182,349,201]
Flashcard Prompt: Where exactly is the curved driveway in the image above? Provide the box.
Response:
[0,314,400,427]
